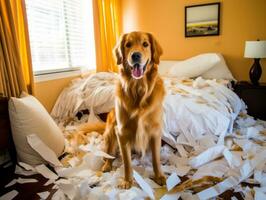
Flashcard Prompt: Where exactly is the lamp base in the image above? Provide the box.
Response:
[249,58,262,85]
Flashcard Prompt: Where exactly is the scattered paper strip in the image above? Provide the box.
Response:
[176,144,188,158]
[0,190,18,200]
[79,144,115,159]
[57,181,77,200]
[160,192,180,200]
[180,192,199,200]
[223,149,242,168]
[189,145,225,168]
[192,159,228,180]
[17,177,38,184]
[5,179,17,188]
[133,170,155,199]
[35,164,58,180]
[27,134,62,167]
[196,149,266,200]
[196,176,239,200]
[5,178,38,188]
[144,178,161,189]
[51,189,66,200]
[19,162,35,171]
[254,187,266,200]
[15,165,37,176]
[166,173,181,191]
[44,179,55,186]
[37,191,50,199]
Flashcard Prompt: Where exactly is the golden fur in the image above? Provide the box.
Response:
[101,32,166,189]
[80,32,166,189]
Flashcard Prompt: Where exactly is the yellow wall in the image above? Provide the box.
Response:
[121,0,266,82]
[35,76,79,112]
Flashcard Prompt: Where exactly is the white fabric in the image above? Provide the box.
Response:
[162,77,243,148]
[51,72,118,121]
[158,61,178,76]
[9,94,65,165]
[167,53,221,78]
[201,53,235,80]
[52,73,244,149]
[158,53,235,80]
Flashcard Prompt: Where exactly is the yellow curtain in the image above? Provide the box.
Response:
[93,0,121,72]
[0,0,34,97]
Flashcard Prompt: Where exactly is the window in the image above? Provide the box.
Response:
[25,0,96,75]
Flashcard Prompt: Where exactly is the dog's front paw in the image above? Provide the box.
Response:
[152,174,166,186]
[117,179,132,189]
[101,161,112,172]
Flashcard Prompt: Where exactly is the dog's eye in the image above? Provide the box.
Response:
[125,42,131,48]
[143,42,149,47]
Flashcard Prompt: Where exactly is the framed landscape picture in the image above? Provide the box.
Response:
[185,3,220,37]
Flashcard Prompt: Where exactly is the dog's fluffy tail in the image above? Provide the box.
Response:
[78,121,106,134]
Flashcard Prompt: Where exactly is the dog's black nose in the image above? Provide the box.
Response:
[131,52,141,62]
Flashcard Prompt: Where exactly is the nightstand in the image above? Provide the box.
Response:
[233,81,266,120]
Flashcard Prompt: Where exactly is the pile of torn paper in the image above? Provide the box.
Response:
[51,72,245,151]
[2,112,266,200]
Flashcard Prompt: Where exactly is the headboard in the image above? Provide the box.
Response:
[0,97,16,164]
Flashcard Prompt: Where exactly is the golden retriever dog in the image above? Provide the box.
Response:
[101,31,166,189]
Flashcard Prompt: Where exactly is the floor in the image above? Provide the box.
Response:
[0,162,251,200]
[0,164,56,200]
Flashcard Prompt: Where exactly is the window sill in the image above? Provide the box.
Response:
[34,67,97,83]
[34,69,82,83]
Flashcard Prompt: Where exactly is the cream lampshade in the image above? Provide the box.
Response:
[244,40,266,85]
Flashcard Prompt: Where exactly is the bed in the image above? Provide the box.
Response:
[51,53,244,151]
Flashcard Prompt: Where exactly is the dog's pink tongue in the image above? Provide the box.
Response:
[132,67,142,77]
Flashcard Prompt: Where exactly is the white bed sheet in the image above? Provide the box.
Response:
[162,76,244,148]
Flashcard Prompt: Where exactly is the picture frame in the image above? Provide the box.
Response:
[185,2,220,37]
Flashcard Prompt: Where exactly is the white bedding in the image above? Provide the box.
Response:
[51,72,244,147]
[51,72,118,120]
[162,77,243,149]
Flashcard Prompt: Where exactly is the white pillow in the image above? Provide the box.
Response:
[158,61,179,76]
[167,53,221,78]
[201,53,235,80]
[9,94,65,165]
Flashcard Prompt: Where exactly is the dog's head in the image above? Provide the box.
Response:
[114,32,163,79]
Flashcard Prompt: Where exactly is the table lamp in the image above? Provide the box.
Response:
[244,40,266,85]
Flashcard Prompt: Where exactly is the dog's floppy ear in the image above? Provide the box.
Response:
[148,33,163,64]
[113,34,127,65]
